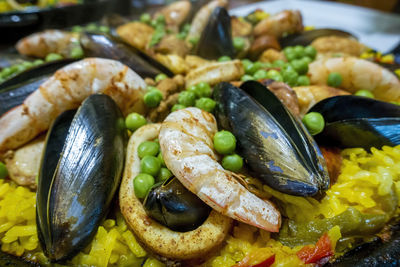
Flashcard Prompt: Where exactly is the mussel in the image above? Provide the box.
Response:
[143,177,211,232]
[213,81,329,196]
[196,7,235,60]
[36,94,127,261]
[279,28,356,48]
[309,95,400,150]
[80,32,173,77]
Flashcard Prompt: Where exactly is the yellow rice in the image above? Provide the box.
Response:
[1,145,400,266]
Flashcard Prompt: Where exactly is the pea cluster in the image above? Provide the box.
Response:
[71,23,110,34]
[172,82,216,113]
[213,130,243,172]
[133,140,173,199]
[142,73,167,108]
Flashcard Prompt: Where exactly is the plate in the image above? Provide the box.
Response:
[230,0,400,53]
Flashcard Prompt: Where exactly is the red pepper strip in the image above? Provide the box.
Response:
[251,254,275,267]
[297,233,333,264]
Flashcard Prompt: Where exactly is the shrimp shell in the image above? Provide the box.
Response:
[159,107,281,232]
[0,58,147,153]
[253,10,303,38]
[308,56,400,102]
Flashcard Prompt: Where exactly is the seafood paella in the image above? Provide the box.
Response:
[0,0,400,266]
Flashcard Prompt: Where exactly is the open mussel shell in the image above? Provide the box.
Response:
[196,7,235,60]
[213,81,329,196]
[36,94,127,262]
[279,28,356,48]
[309,95,400,150]
[143,177,211,232]
[80,32,173,77]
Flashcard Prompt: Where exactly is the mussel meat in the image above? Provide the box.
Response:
[144,177,211,232]
[196,7,235,60]
[279,28,356,48]
[36,94,127,261]
[213,81,329,196]
[309,95,400,150]
[80,32,173,77]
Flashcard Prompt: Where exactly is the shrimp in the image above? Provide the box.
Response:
[185,0,228,46]
[253,10,303,38]
[308,56,400,102]
[155,0,192,32]
[0,58,147,154]
[293,85,350,116]
[16,30,80,58]
[159,107,281,232]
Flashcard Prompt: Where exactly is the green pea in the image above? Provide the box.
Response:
[33,59,44,66]
[297,75,310,86]
[253,69,268,80]
[245,61,262,75]
[157,152,165,166]
[134,173,155,198]
[189,36,199,45]
[150,19,158,28]
[304,45,317,59]
[355,90,374,98]
[0,162,8,179]
[266,69,283,82]
[158,168,173,181]
[125,112,147,132]
[178,91,196,106]
[21,61,33,69]
[195,97,216,113]
[282,69,298,86]
[293,45,305,58]
[149,27,166,47]
[222,154,243,172]
[86,23,98,32]
[171,104,186,112]
[71,25,83,32]
[140,155,161,176]
[390,101,400,106]
[233,37,245,51]
[155,73,168,82]
[156,14,166,25]
[99,26,110,33]
[144,89,163,108]
[45,53,63,62]
[302,56,312,64]
[138,141,160,159]
[0,67,12,78]
[241,59,252,69]
[291,59,308,75]
[213,130,236,155]
[140,13,151,24]
[327,72,343,87]
[196,82,212,98]
[218,56,231,62]
[272,60,286,68]
[302,112,325,135]
[260,62,272,68]
[241,74,255,81]
[177,32,187,40]
[70,47,84,59]
[182,23,191,32]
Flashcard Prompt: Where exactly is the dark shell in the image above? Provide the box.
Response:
[213,81,329,196]
[143,177,211,232]
[279,28,356,48]
[80,32,173,77]
[309,95,400,150]
[36,94,127,261]
[196,7,235,60]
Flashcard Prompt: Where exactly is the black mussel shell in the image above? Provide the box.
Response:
[143,177,211,232]
[279,28,356,48]
[0,59,76,91]
[213,81,329,196]
[36,94,127,261]
[80,33,173,78]
[196,7,235,60]
[309,95,400,150]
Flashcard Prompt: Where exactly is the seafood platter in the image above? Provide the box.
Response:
[0,0,400,266]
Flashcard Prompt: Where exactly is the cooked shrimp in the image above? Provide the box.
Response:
[16,30,80,58]
[159,107,281,232]
[0,58,147,153]
[293,85,350,116]
[311,36,368,57]
[308,56,400,102]
[253,10,303,38]
[155,0,191,31]
[185,0,228,46]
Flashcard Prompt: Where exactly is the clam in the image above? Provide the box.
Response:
[213,81,329,196]
[196,7,235,60]
[309,95,400,150]
[80,32,173,77]
[36,94,127,261]
[144,177,211,232]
